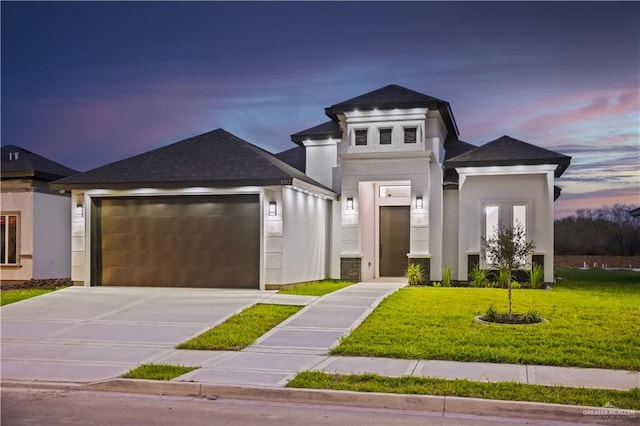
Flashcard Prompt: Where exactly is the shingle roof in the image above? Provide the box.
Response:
[1,145,78,180]
[444,137,476,161]
[443,138,478,189]
[290,120,341,144]
[324,84,459,137]
[50,129,331,191]
[275,146,306,172]
[445,135,571,177]
[325,84,444,113]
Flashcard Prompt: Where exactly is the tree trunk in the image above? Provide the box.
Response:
[507,267,513,319]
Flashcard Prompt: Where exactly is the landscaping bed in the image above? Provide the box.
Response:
[331,268,640,370]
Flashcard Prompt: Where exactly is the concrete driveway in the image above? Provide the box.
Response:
[1,286,273,383]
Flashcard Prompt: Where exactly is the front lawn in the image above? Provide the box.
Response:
[331,268,640,370]
[1,288,58,306]
[288,372,640,410]
[122,364,198,380]
[176,304,302,350]
[278,280,354,296]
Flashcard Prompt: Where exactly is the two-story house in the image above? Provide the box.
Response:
[51,84,570,288]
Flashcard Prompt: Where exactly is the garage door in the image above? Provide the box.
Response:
[91,195,260,288]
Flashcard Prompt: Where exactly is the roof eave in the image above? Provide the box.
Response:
[49,178,297,192]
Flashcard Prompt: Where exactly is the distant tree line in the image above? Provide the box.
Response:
[555,204,640,256]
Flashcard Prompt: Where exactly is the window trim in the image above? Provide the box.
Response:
[1,212,20,266]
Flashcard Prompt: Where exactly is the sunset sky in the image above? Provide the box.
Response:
[2,2,638,218]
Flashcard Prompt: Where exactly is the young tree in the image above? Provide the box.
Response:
[482,224,536,319]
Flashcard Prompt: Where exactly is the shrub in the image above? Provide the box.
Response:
[497,269,511,289]
[469,265,488,288]
[484,305,500,322]
[442,266,452,287]
[523,310,542,324]
[432,281,442,287]
[406,263,425,286]
[511,281,521,289]
[529,263,544,289]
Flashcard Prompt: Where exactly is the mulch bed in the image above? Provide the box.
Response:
[1,278,71,291]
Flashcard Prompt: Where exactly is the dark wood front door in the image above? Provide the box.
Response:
[379,206,410,277]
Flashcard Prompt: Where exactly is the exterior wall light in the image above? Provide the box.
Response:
[75,203,84,218]
[268,201,277,216]
[416,196,423,210]
[346,197,354,210]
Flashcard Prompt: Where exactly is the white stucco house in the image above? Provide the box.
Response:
[51,84,570,288]
[1,145,78,282]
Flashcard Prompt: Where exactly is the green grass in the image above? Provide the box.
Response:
[1,288,58,306]
[122,364,198,381]
[278,280,354,296]
[331,268,640,370]
[288,372,640,410]
[176,303,302,350]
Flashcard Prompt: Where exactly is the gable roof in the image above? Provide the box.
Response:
[445,135,571,177]
[275,146,306,172]
[324,84,459,137]
[50,129,331,191]
[1,145,78,181]
[290,120,341,145]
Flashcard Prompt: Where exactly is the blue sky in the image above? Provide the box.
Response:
[2,1,638,217]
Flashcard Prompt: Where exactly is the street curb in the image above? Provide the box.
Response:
[76,379,637,424]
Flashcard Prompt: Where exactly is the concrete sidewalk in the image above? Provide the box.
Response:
[159,281,407,386]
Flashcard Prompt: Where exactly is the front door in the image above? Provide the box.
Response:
[379,206,410,277]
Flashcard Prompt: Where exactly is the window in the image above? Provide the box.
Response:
[1,214,18,265]
[483,204,528,265]
[404,127,417,144]
[355,129,368,146]
[379,128,392,145]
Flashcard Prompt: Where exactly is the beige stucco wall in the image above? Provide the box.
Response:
[457,168,555,282]
[282,187,331,284]
[33,191,72,279]
[1,191,34,281]
[442,189,459,280]
[1,189,71,281]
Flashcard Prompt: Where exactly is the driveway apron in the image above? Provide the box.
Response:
[1,287,273,383]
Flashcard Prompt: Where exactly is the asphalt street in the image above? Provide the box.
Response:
[1,388,594,426]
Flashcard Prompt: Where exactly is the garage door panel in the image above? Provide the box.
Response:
[96,195,260,288]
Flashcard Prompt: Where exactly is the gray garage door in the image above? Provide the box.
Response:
[91,195,260,288]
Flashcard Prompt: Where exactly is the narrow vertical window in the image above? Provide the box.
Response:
[484,205,499,264]
[513,205,527,264]
[1,214,18,265]
[512,205,526,235]
[404,127,417,144]
[355,129,368,146]
[379,128,392,145]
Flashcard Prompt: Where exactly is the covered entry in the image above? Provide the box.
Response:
[91,194,260,288]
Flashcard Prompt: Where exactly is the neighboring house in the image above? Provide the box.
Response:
[630,207,640,218]
[1,145,78,282]
[51,84,570,288]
